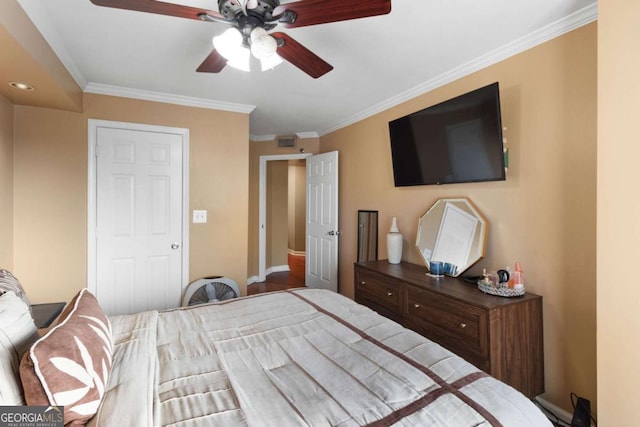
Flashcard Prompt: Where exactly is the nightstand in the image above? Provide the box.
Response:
[31,302,66,328]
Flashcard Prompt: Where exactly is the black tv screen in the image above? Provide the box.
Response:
[388,82,505,186]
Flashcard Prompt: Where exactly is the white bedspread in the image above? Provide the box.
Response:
[91,289,551,427]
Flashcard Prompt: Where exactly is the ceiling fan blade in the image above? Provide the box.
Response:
[272,32,333,78]
[90,0,225,22]
[196,49,227,73]
[273,0,391,28]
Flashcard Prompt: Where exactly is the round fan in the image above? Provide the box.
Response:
[89,0,392,78]
[182,276,240,306]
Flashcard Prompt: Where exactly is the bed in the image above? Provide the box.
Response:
[1,279,551,426]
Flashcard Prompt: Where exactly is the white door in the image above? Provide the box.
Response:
[306,151,339,292]
[93,125,186,315]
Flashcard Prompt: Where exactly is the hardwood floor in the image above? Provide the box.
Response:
[247,253,306,295]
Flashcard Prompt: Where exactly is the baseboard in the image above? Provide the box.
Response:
[288,249,306,256]
[267,264,290,274]
[246,264,293,286]
[535,396,573,425]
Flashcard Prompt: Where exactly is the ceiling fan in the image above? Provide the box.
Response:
[90,0,392,78]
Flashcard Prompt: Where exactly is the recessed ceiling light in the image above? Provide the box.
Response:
[9,81,35,91]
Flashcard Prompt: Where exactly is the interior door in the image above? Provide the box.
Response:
[94,126,184,315]
[306,151,339,292]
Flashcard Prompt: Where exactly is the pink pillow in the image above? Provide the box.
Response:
[20,289,112,426]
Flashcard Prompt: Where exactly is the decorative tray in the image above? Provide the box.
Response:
[477,281,525,298]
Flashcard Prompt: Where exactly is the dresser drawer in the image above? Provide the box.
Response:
[355,296,403,324]
[355,270,401,313]
[404,286,488,360]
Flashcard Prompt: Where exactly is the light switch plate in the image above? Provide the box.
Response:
[192,210,207,223]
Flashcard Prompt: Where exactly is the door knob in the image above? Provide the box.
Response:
[171,243,180,250]
[328,230,341,236]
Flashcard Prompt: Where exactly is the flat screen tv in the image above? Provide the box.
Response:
[388,82,505,187]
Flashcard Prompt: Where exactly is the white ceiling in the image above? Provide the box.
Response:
[17,0,597,139]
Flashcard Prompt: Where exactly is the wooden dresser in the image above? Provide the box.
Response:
[354,260,544,397]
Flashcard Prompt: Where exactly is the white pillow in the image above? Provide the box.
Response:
[0,269,31,309]
[0,291,39,405]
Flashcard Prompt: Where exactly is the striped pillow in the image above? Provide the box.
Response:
[0,269,31,310]
[0,291,39,405]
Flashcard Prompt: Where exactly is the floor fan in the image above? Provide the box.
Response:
[182,276,240,306]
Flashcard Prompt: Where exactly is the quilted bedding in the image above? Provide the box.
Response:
[90,289,551,426]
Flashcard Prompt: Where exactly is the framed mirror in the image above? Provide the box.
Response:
[415,198,487,277]
[357,210,378,262]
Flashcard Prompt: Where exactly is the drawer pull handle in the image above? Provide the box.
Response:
[459,323,467,329]
[360,281,366,285]
[387,291,393,297]
[413,304,421,309]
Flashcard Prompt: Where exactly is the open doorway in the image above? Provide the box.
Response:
[254,151,339,294]
[257,153,311,284]
[264,159,306,287]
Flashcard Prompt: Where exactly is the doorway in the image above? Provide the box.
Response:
[258,153,311,283]
[258,151,339,292]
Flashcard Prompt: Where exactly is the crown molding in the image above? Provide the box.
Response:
[250,131,320,142]
[318,3,598,136]
[296,132,320,139]
[250,134,277,142]
[84,82,256,114]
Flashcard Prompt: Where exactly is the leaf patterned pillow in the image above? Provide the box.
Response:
[20,289,112,426]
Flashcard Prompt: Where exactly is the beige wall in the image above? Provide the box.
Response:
[0,95,13,269]
[597,1,640,424]
[12,93,250,303]
[247,138,319,278]
[320,23,597,414]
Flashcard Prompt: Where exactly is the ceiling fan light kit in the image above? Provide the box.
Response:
[259,52,283,71]
[90,0,392,78]
[212,27,242,56]
[212,27,249,71]
[212,26,282,72]
[227,46,252,72]
[250,27,277,59]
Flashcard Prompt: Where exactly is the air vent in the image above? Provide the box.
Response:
[278,136,296,148]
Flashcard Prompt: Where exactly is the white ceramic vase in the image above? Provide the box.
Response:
[387,216,403,264]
